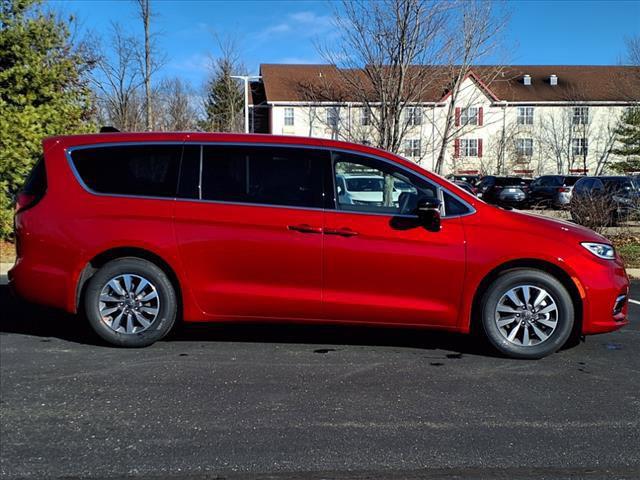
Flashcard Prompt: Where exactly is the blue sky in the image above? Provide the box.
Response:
[52,0,639,89]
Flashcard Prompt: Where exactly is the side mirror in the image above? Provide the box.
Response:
[417,197,441,232]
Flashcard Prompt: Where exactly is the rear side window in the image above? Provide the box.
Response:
[71,145,182,197]
[200,145,326,208]
[496,177,524,186]
[21,157,47,197]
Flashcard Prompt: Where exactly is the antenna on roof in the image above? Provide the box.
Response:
[100,126,120,133]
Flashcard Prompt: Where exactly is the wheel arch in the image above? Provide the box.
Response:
[75,247,183,319]
[469,259,583,338]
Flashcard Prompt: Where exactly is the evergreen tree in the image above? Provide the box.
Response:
[0,0,94,238]
[200,42,244,133]
[612,107,640,173]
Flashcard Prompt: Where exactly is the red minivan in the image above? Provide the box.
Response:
[9,133,629,358]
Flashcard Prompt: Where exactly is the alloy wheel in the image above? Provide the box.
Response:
[494,284,558,347]
[98,274,160,334]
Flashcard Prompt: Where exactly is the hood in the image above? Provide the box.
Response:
[506,209,610,244]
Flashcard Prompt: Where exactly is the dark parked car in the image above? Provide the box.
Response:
[476,176,530,208]
[570,176,640,225]
[447,174,481,186]
[453,180,477,195]
[528,175,582,208]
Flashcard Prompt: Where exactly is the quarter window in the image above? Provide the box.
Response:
[284,107,294,126]
[517,107,534,125]
[199,146,326,208]
[71,144,182,197]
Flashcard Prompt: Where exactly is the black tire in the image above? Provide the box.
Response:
[84,257,177,347]
[481,269,574,359]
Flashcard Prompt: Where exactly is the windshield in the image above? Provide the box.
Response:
[496,177,525,186]
[345,177,384,192]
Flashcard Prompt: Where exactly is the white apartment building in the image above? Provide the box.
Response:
[249,64,639,176]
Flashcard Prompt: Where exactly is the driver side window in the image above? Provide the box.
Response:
[332,151,438,216]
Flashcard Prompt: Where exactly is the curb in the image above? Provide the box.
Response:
[626,268,640,280]
[1,262,13,286]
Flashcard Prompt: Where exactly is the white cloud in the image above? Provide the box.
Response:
[257,10,333,40]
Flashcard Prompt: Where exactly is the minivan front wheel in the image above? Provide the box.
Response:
[481,270,574,359]
[84,258,177,347]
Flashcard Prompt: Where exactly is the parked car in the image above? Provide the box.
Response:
[475,176,530,208]
[447,174,481,186]
[528,175,582,208]
[335,174,403,206]
[453,180,477,195]
[570,176,640,226]
[9,133,628,359]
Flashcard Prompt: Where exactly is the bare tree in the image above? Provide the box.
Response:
[433,0,509,174]
[92,23,145,131]
[156,77,199,131]
[319,0,449,154]
[136,0,153,130]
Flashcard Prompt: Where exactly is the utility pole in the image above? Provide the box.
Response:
[231,75,261,133]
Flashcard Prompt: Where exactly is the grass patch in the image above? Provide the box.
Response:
[611,235,640,268]
[0,240,15,263]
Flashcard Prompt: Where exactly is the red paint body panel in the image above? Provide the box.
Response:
[9,132,629,338]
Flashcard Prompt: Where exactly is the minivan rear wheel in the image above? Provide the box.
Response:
[84,257,177,347]
[481,269,574,359]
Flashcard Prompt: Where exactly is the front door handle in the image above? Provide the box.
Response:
[324,227,359,237]
[288,224,323,234]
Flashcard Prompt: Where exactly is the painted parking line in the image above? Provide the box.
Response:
[629,299,640,305]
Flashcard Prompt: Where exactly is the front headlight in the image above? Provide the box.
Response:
[581,242,615,260]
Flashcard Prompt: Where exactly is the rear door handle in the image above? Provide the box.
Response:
[288,224,323,234]
[324,227,359,237]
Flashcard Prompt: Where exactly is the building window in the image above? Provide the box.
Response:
[573,107,589,125]
[361,108,371,126]
[327,107,339,128]
[516,138,533,156]
[461,107,479,126]
[572,138,588,156]
[404,139,421,157]
[461,138,478,156]
[284,107,294,126]
[517,107,534,125]
[405,106,422,126]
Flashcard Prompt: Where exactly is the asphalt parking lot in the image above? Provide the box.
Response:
[1,283,639,480]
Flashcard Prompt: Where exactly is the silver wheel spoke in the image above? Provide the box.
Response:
[140,291,158,302]
[123,274,133,293]
[497,304,518,314]
[135,278,149,295]
[531,323,549,342]
[497,316,517,328]
[99,273,160,335]
[506,290,523,307]
[538,304,556,315]
[507,323,521,342]
[533,289,548,307]
[101,306,119,317]
[100,294,121,303]
[537,318,557,328]
[133,311,151,328]
[522,286,531,306]
[522,325,530,346]
[108,279,126,296]
[111,311,124,331]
